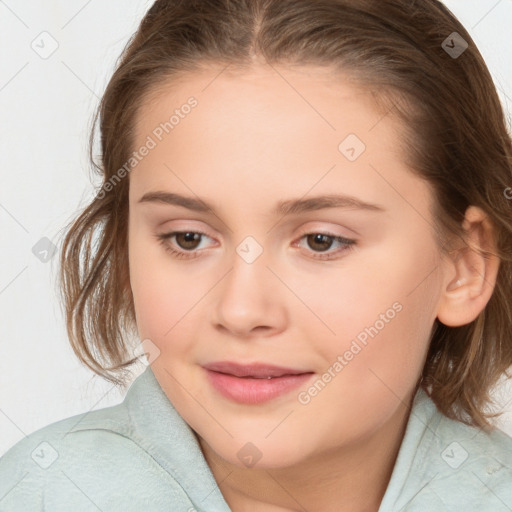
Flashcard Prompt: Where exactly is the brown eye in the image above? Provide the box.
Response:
[174,232,203,250]
[295,231,356,260]
[306,234,335,252]
[156,230,215,260]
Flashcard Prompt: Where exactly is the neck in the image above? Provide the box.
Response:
[198,390,415,512]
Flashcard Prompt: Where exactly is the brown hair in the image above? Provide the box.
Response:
[59,0,512,430]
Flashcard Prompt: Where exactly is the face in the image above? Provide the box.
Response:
[127,64,449,469]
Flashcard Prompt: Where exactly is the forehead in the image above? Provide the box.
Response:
[132,63,400,168]
[128,63,431,222]
[135,63,384,138]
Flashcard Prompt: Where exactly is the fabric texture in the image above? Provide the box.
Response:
[1,366,511,511]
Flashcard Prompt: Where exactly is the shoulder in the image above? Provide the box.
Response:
[0,395,192,511]
[427,413,512,509]
[385,388,512,511]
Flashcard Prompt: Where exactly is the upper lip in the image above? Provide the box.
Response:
[203,361,313,378]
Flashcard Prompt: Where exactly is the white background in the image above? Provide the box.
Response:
[1,0,511,456]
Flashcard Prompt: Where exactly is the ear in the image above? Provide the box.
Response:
[436,206,500,327]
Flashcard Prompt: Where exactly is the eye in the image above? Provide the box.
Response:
[155,230,356,261]
[294,231,356,260]
[156,231,215,260]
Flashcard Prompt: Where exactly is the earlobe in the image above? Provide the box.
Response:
[436,206,500,327]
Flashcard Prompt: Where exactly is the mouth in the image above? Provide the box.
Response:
[202,361,315,404]
[202,360,312,378]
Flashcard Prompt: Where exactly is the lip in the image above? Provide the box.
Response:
[202,361,314,404]
[202,361,311,378]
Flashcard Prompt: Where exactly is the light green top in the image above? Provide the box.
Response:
[1,367,511,511]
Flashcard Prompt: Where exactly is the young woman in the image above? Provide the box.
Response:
[1,1,511,510]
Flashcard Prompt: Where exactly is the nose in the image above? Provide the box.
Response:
[211,244,287,338]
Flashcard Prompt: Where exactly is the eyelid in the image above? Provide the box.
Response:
[157,222,355,245]
[158,229,217,247]
[157,221,217,240]
[293,223,358,242]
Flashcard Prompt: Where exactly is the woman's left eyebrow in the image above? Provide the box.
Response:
[137,191,386,215]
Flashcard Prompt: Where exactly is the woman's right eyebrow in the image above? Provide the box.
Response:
[137,191,386,216]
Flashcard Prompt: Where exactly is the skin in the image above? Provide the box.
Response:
[127,63,499,512]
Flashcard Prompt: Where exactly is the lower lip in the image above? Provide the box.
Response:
[204,369,314,404]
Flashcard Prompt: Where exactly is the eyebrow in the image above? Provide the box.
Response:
[138,191,385,216]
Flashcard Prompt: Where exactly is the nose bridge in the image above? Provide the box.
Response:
[235,234,266,266]
[213,233,286,335]
[222,234,270,302]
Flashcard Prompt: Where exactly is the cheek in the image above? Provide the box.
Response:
[297,237,438,341]
[306,238,440,395]
[128,229,197,347]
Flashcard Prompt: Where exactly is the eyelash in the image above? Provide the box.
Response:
[155,229,356,261]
